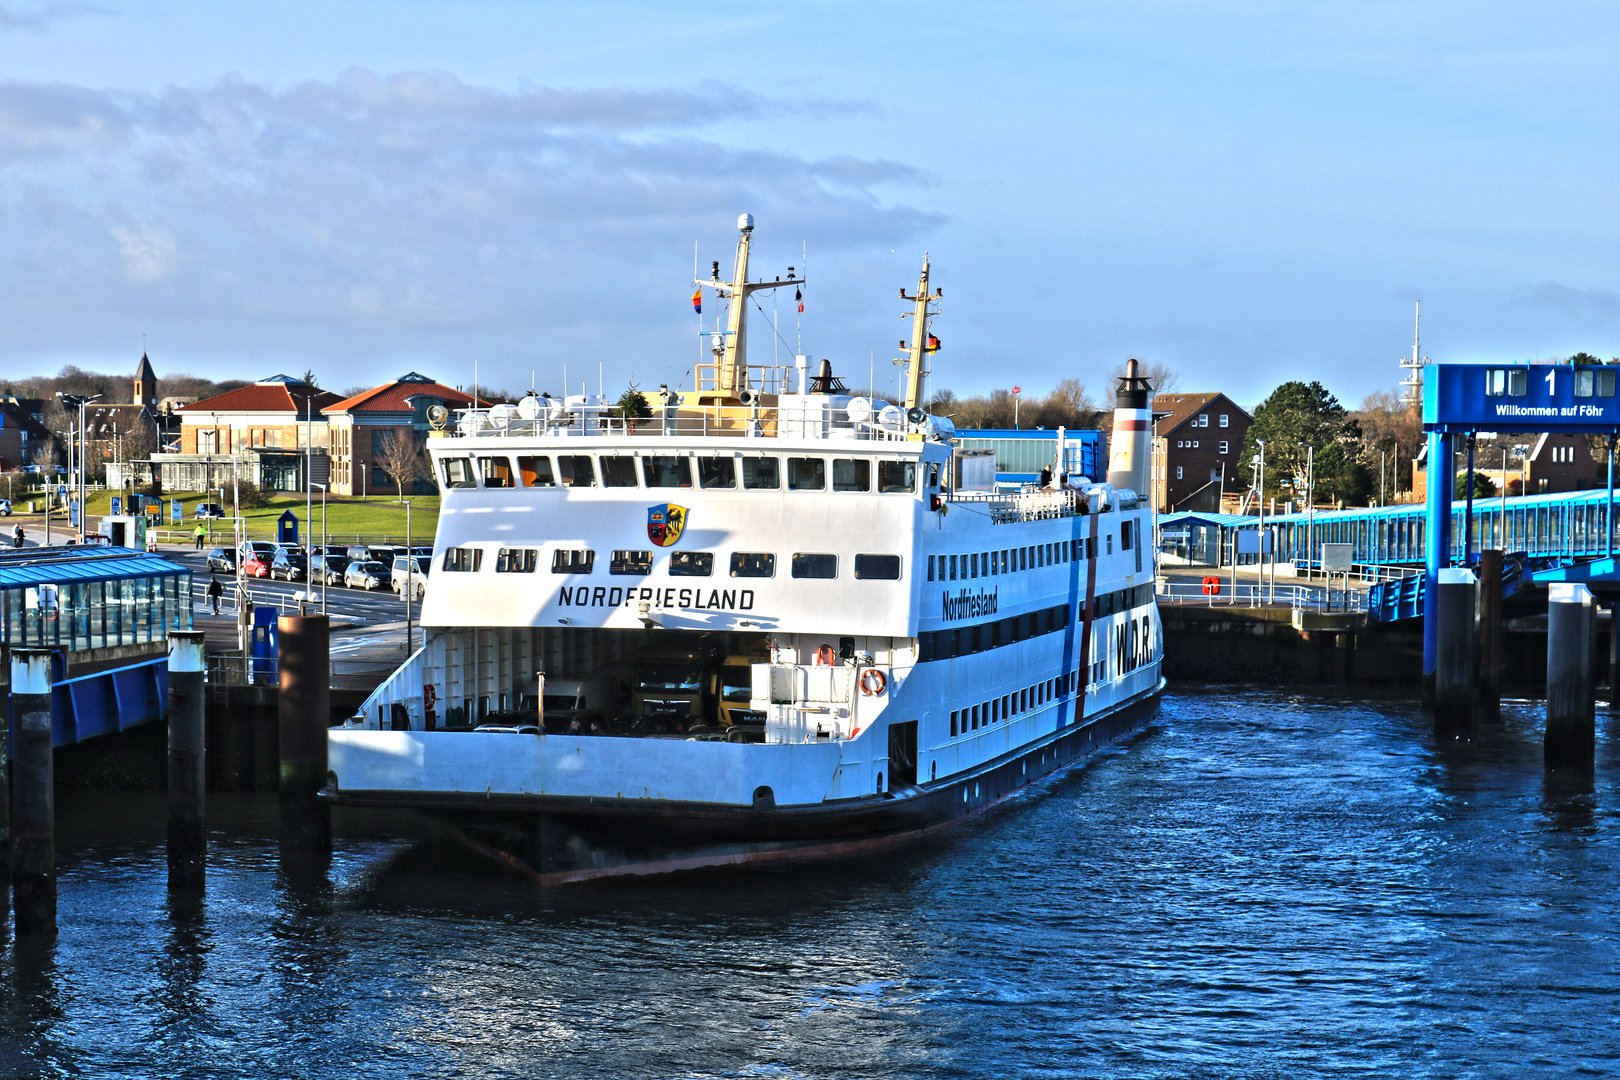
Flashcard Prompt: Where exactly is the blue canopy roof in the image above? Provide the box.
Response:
[0,547,189,590]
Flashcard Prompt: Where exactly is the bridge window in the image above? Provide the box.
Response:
[791,553,837,579]
[642,456,693,488]
[741,456,779,489]
[439,457,478,488]
[1485,368,1528,397]
[788,457,826,490]
[1575,369,1617,398]
[669,551,713,577]
[832,458,870,492]
[698,456,736,488]
[479,456,514,488]
[551,549,595,574]
[517,456,555,487]
[600,457,638,487]
[610,550,654,575]
[878,460,916,492]
[443,547,483,572]
[855,554,902,580]
[495,548,537,573]
[730,552,775,578]
[557,455,596,487]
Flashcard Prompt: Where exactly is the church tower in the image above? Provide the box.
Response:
[133,352,157,408]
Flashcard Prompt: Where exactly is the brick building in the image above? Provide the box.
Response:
[163,375,342,492]
[323,373,473,496]
[1150,393,1254,512]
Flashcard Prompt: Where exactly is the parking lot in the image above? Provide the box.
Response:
[170,549,425,627]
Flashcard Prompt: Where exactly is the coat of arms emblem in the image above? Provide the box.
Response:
[647,503,687,547]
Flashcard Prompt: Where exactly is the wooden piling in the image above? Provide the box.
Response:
[1434,568,1478,739]
[167,630,208,891]
[278,613,331,853]
[10,649,54,936]
[1546,583,1597,775]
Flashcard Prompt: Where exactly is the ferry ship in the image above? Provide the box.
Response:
[326,215,1164,880]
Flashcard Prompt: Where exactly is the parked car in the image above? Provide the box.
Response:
[194,503,226,519]
[205,547,237,573]
[239,540,276,559]
[311,554,349,585]
[241,551,273,578]
[368,545,406,565]
[344,545,371,562]
[345,560,389,590]
[0,500,11,517]
[391,556,431,599]
[270,552,308,581]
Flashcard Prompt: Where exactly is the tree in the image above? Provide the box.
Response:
[300,368,320,387]
[1456,472,1497,498]
[1241,381,1370,506]
[1351,387,1423,500]
[375,429,426,495]
[234,479,270,510]
[1568,352,1603,365]
[614,383,653,432]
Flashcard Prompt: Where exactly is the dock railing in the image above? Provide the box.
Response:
[1155,580,1369,613]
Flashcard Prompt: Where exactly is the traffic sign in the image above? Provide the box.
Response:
[110,496,121,515]
[172,499,182,522]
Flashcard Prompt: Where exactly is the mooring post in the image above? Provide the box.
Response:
[1477,549,1502,720]
[1434,567,1478,738]
[1546,582,1597,775]
[167,630,208,891]
[10,648,54,936]
[1422,430,1453,709]
[278,613,331,853]
[1610,603,1620,714]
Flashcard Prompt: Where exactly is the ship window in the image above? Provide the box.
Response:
[699,456,736,488]
[517,456,555,487]
[787,457,825,490]
[832,458,870,492]
[669,551,713,577]
[610,550,654,575]
[443,547,483,572]
[730,552,775,578]
[742,456,779,489]
[969,553,977,578]
[1019,547,1027,571]
[642,456,693,488]
[949,554,958,580]
[557,455,596,487]
[600,456,638,487]
[440,457,478,488]
[1122,521,1134,550]
[791,553,837,579]
[495,548,537,573]
[950,710,958,737]
[551,549,595,574]
[971,704,979,730]
[927,463,941,489]
[479,456,515,488]
[855,554,901,580]
[926,555,935,582]
[878,460,917,493]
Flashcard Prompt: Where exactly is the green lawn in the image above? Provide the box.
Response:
[78,490,442,545]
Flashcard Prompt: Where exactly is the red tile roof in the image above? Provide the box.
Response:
[324,378,475,415]
[179,381,343,416]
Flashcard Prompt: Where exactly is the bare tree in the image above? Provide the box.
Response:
[375,429,426,495]
[1106,359,1180,409]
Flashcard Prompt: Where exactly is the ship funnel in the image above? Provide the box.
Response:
[1106,358,1154,495]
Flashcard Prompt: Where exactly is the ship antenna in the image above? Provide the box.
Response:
[899,252,936,413]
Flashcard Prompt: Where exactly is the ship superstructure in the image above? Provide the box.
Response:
[327,216,1164,878]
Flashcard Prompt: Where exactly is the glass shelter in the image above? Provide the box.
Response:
[0,547,192,653]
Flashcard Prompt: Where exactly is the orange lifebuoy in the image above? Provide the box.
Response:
[816,644,837,666]
[859,668,887,696]
[1202,576,1221,596]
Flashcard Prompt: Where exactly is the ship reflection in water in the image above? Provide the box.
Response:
[0,688,1617,1077]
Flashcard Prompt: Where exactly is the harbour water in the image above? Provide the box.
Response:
[6,687,1620,1078]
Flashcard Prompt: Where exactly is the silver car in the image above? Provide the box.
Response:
[344,560,388,590]
[390,556,430,599]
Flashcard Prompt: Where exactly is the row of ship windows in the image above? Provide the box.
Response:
[442,546,903,580]
[951,672,1078,737]
[926,522,1135,582]
[917,584,1155,663]
[441,453,929,494]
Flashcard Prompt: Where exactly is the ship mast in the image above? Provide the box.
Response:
[898,253,941,411]
[695,214,803,398]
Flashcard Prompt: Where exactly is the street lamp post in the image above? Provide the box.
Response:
[1011,385,1021,429]
[312,482,328,614]
[1256,439,1267,603]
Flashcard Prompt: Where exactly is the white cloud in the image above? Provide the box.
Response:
[109,222,178,283]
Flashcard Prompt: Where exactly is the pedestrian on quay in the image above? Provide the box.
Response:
[193,522,206,549]
[12,524,22,548]
[207,574,223,615]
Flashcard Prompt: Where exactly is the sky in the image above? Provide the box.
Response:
[0,0,1615,409]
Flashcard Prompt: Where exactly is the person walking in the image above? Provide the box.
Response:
[194,522,206,549]
[207,574,223,615]
[11,524,23,548]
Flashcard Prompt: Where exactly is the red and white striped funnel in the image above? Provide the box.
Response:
[1107,358,1154,494]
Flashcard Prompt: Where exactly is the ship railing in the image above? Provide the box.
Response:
[1154,580,1369,613]
[945,488,1087,523]
[449,405,919,443]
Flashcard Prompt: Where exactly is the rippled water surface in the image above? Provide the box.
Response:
[3,688,1620,1078]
